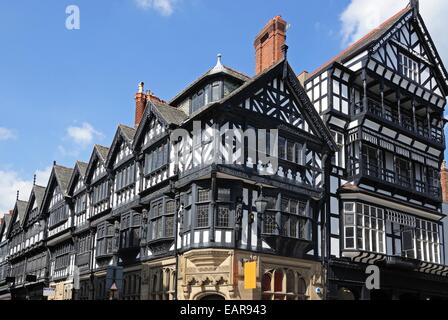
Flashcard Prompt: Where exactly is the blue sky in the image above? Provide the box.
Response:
[0,0,447,213]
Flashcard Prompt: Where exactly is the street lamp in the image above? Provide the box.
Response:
[254,186,268,215]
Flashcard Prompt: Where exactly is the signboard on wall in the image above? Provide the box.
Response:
[43,287,55,297]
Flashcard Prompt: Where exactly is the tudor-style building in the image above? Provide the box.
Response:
[20,183,47,299]
[0,213,12,300]
[132,15,337,300]
[2,1,448,301]
[42,164,76,300]
[6,198,29,299]
[302,1,448,299]
[82,144,112,299]
[69,161,91,299]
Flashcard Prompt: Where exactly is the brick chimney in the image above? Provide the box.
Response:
[135,82,147,128]
[441,161,448,202]
[254,15,287,75]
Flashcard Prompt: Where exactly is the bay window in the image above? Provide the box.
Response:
[54,243,73,271]
[144,143,169,176]
[216,188,231,228]
[74,193,87,215]
[120,212,142,249]
[262,195,310,240]
[278,137,304,165]
[149,198,176,241]
[92,180,109,205]
[196,189,210,228]
[96,222,115,257]
[49,204,70,228]
[116,163,136,191]
[343,202,386,254]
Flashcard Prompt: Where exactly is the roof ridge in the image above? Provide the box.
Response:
[308,5,411,78]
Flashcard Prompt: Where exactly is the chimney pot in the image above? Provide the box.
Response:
[135,82,148,128]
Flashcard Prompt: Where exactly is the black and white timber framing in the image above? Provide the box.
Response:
[1,0,448,301]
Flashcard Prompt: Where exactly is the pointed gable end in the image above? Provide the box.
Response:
[105,125,136,168]
[220,59,338,152]
[85,145,110,184]
[22,184,46,227]
[40,164,73,215]
[67,161,88,196]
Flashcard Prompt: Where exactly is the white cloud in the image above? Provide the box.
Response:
[66,122,103,147]
[0,166,52,215]
[134,0,176,16]
[0,127,16,141]
[340,0,448,65]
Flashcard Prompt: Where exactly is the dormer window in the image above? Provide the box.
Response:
[399,53,419,82]
[191,81,224,114]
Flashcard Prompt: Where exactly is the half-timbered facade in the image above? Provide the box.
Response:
[0,213,11,300]
[304,1,448,299]
[2,1,448,301]
[68,161,91,299]
[6,199,29,299]
[19,184,47,299]
[42,164,75,300]
[82,145,112,299]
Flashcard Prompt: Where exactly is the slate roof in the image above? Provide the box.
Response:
[33,185,46,210]
[118,124,136,142]
[150,99,188,126]
[16,200,29,223]
[76,161,88,178]
[309,5,412,78]
[53,165,74,196]
[94,145,110,163]
[169,57,250,106]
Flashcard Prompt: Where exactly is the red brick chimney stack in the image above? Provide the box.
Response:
[135,81,147,128]
[441,161,448,202]
[254,15,288,75]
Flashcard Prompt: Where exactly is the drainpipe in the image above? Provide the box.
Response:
[174,199,183,301]
[320,150,333,300]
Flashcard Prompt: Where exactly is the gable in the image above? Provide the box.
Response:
[106,128,134,168]
[237,75,313,133]
[370,11,447,103]
[41,171,61,214]
[85,146,108,184]
[224,61,336,152]
[22,192,35,227]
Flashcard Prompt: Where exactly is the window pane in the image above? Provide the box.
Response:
[196,204,209,228]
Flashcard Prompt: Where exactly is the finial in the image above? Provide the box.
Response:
[210,53,224,74]
[138,82,144,94]
[53,160,57,166]
[410,0,419,15]
[33,174,36,186]
[16,190,19,201]
[282,44,289,60]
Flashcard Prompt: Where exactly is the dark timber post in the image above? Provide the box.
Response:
[397,91,402,126]
[320,150,333,300]
[362,69,368,112]
[380,80,385,116]
[210,171,217,242]
[412,98,417,132]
